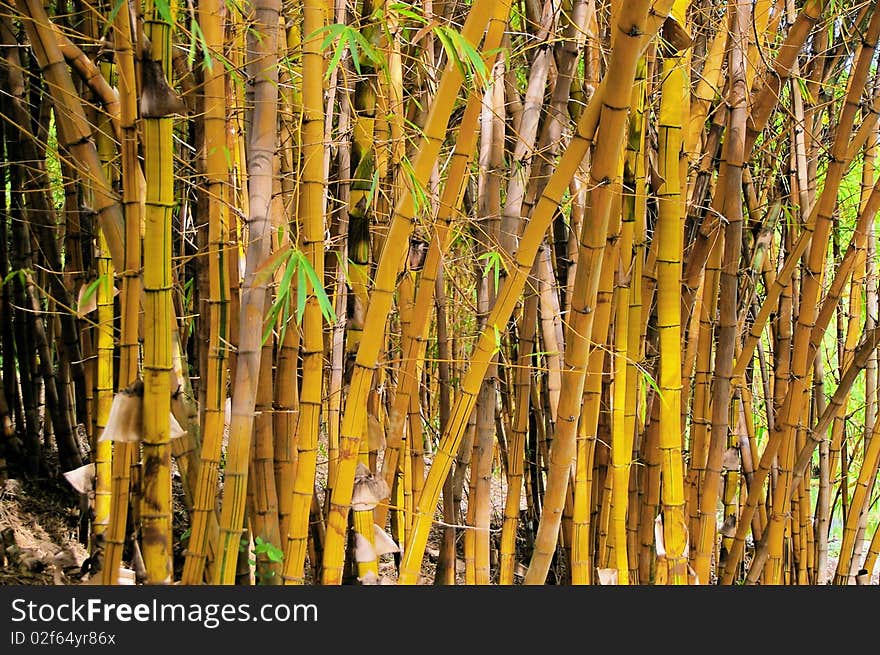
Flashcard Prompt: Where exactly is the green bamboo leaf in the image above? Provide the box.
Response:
[433,25,487,86]
[300,255,336,324]
[101,0,128,38]
[364,168,381,211]
[478,251,506,294]
[278,249,298,294]
[3,268,29,287]
[347,28,382,70]
[189,19,214,72]
[399,156,429,215]
[262,305,279,346]
[279,291,292,346]
[639,367,665,403]
[254,245,293,287]
[296,257,308,323]
[153,0,175,27]
[491,324,502,356]
[795,77,815,106]
[387,2,428,23]
[76,277,104,311]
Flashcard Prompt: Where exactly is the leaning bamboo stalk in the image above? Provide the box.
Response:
[833,415,880,584]
[15,0,125,270]
[215,0,281,584]
[731,4,861,380]
[862,518,880,580]
[684,25,727,165]
[52,30,121,143]
[692,0,749,585]
[852,95,880,575]
[772,326,880,520]
[320,0,504,585]
[399,0,673,586]
[373,2,510,531]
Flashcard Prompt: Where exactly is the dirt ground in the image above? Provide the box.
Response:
[1,470,875,585]
[0,476,89,585]
[0,470,478,586]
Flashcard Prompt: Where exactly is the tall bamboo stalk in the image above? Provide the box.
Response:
[181,0,230,585]
[282,0,325,584]
[102,0,143,584]
[138,0,178,584]
[215,0,281,584]
[655,33,689,584]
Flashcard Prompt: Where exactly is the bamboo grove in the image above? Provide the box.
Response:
[0,0,879,586]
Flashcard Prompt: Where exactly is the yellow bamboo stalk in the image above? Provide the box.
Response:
[605,45,647,587]
[655,40,688,584]
[624,52,648,583]
[609,269,631,583]
[274,16,303,552]
[685,235,721,546]
[250,290,281,583]
[92,56,116,550]
[833,418,880,584]
[638,386,662,581]
[139,0,177,584]
[102,0,142,584]
[863,522,880,580]
[498,270,538,584]
[181,0,231,585]
[282,0,325,584]
[570,233,618,585]
[373,24,507,528]
[93,230,114,543]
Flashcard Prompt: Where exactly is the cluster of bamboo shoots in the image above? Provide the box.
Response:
[0,0,878,586]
